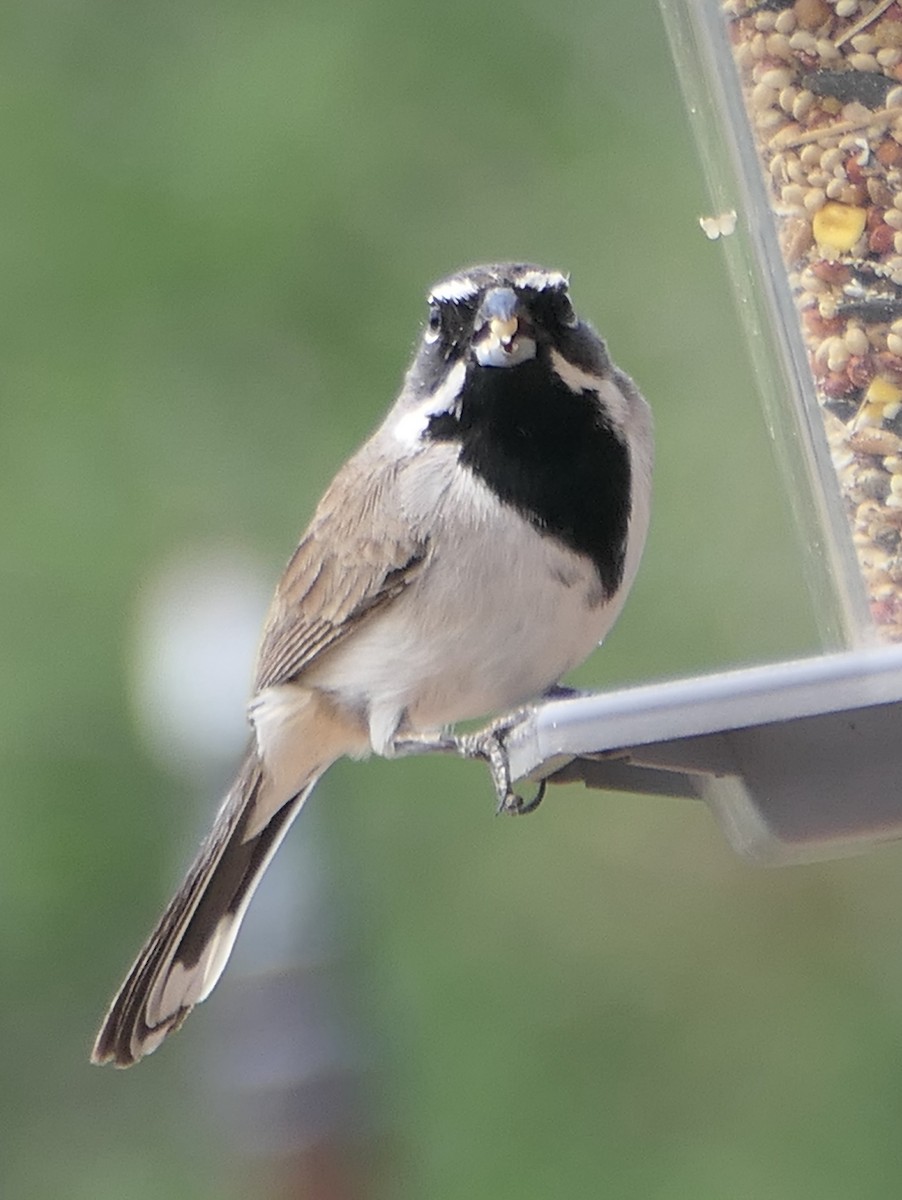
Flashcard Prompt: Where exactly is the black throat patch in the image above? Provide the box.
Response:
[426,355,632,599]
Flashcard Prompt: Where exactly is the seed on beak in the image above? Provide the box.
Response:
[489,315,519,349]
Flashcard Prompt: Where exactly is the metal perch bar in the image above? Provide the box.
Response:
[502,644,902,866]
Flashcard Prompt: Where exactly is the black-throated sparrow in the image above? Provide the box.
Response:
[92,262,653,1066]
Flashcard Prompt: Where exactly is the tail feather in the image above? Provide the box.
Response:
[91,748,320,1067]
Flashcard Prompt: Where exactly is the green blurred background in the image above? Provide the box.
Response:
[5,0,902,1197]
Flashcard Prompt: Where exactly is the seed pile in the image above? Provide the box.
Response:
[726,0,902,639]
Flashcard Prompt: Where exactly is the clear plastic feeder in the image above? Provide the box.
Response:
[660,0,902,648]
[496,3,902,865]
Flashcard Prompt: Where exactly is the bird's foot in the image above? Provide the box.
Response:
[455,721,546,816]
[392,711,545,816]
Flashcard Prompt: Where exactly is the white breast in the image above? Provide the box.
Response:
[306,443,637,755]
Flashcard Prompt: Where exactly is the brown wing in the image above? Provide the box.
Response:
[254,457,429,691]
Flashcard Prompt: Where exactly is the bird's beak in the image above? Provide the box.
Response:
[475,287,537,368]
[489,314,519,347]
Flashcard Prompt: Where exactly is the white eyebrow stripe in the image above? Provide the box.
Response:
[430,266,570,303]
[514,267,569,292]
[429,276,480,303]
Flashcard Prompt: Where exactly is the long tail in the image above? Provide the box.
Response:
[92,746,321,1067]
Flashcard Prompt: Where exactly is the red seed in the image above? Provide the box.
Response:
[848,356,876,389]
[821,371,856,397]
[877,353,902,383]
[877,138,902,166]
[847,157,867,185]
[803,309,844,337]
[869,222,895,254]
[810,259,853,284]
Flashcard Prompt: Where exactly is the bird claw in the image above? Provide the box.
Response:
[391,711,546,815]
[505,778,547,816]
[457,717,546,817]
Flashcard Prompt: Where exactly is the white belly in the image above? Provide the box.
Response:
[305,458,623,753]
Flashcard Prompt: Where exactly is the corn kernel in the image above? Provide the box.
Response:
[867,376,902,407]
[812,201,868,251]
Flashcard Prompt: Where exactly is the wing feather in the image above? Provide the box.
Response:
[254,457,429,691]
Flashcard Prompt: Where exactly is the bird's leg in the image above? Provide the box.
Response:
[455,722,547,815]
[457,683,587,811]
[392,713,546,816]
[390,730,461,758]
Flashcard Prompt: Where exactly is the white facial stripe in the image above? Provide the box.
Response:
[429,276,480,303]
[549,348,628,429]
[392,406,430,446]
[548,349,602,395]
[392,360,467,446]
[514,267,569,292]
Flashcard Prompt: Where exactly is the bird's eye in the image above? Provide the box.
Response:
[425,303,443,343]
[552,291,579,329]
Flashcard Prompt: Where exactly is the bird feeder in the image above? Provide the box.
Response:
[503,0,902,864]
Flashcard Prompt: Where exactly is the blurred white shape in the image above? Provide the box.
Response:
[129,545,271,778]
[699,209,737,240]
[128,544,375,1176]
[128,542,334,961]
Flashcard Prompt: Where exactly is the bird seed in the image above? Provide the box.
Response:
[726,0,902,639]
